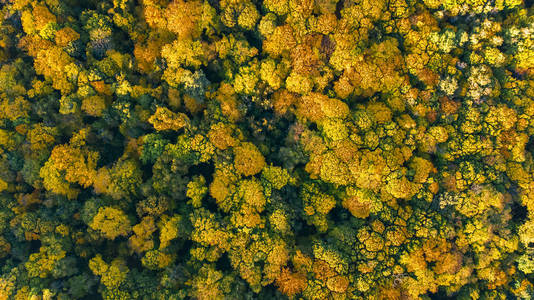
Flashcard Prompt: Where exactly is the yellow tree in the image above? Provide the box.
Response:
[81,95,107,117]
[89,207,132,240]
[128,216,156,254]
[89,254,129,289]
[148,107,190,131]
[159,214,184,249]
[33,45,78,93]
[234,142,266,176]
[40,144,99,199]
[166,0,217,39]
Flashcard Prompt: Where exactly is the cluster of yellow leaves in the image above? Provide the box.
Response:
[89,254,129,288]
[190,209,231,255]
[81,95,107,117]
[162,39,207,69]
[40,144,99,199]
[128,216,156,254]
[166,0,215,39]
[231,179,266,229]
[400,238,470,297]
[142,249,173,270]
[148,107,189,131]
[424,0,522,15]
[295,93,349,124]
[25,244,66,278]
[276,267,308,297]
[302,183,336,232]
[159,214,182,249]
[337,39,408,97]
[33,45,78,93]
[89,207,132,240]
[188,265,226,300]
[26,124,57,152]
[210,167,239,211]
[213,83,243,122]
[208,123,238,150]
[20,5,56,35]
[54,27,80,47]
[220,0,259,30]
[187,175,208,207]
[0,96,30,122]
[233,142,265,176]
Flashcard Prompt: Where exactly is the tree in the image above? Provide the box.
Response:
[128,216,156,254]
[81,95,107,117]
[142,249,173,270]
[276,267,307,297]
[159,214,184,249]
[148,107,189,131]
[187,175,208,208]
[102,158,143,200]
[234,142,265,176]
[139,133,169,164]
[166,0,217,39]
[32,45,78,93]
[40,144,99,199]
[162,39,207,70]
[89,207,132,240]
[89,254,129,289]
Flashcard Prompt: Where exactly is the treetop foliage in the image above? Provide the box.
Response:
[0,0,534,299]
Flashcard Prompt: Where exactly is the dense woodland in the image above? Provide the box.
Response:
[0,0,534,299]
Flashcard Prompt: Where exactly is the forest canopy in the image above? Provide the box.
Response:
[0,0,534,299]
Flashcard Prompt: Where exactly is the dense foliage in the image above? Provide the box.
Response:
[0,0,534,299]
